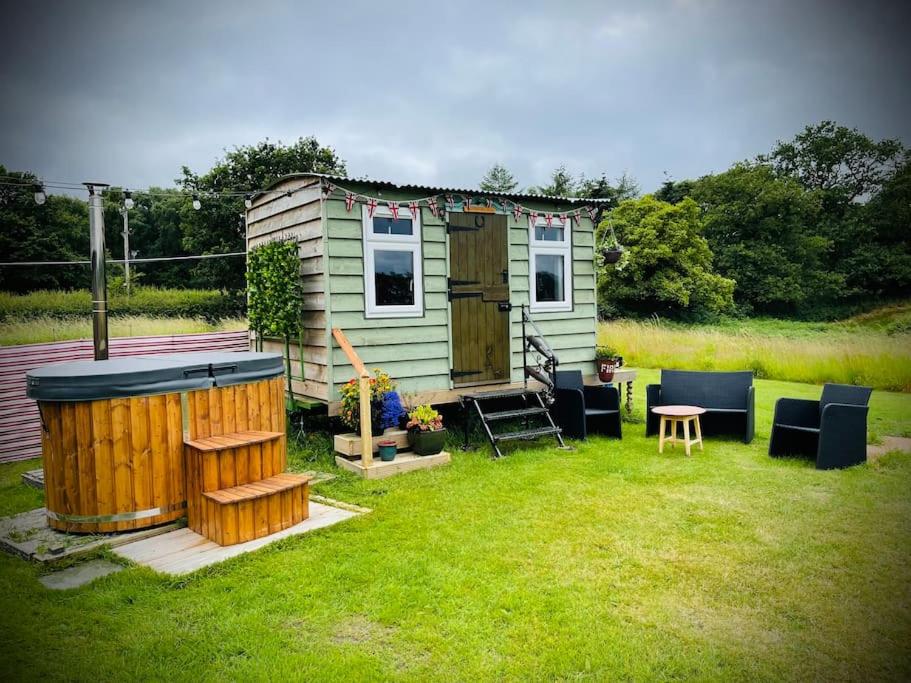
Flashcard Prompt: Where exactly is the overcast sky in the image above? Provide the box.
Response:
[1,0,909,196]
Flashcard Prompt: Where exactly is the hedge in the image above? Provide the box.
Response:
[0,288,245,322]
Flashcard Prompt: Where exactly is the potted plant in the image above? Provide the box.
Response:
[599,219,624,264]
[406,405,446,456]
[379,390,406,433]
[595,344,621,382]
[377,440,397,462]
[338,369,398,437]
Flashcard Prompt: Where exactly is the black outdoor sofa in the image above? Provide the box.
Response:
[769,383,872,470]
[646,370,755,443]
[552,370,622,440]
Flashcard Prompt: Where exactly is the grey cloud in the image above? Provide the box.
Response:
[1,0,908,195]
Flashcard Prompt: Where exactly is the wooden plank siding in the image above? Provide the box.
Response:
[246,177,329,403]
[505,210,597,381]
[324,194,451,403]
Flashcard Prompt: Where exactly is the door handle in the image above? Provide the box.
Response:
[498,302,512,312]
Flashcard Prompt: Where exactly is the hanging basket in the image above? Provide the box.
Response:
[599,219,625,266]
[602,249,623,264]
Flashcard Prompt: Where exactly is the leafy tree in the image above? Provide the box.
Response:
[597,195,735,320]
[763,121,905,202]
[763,121,908,302]
[654,178,697,205]
[578,172,640,206]
[851,159,911,298]
[530,165,578,197]
[479,163,518,193]
[179,137,346,290]
[690,164,841,314]
[0,165,89,292]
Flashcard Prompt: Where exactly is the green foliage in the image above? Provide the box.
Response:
[0,315,246,346]
[246,239,303,338]
[690,163,842,314]
[597,196,735,320]
[0,287,244,321]
[763,120,905,202]
[479,163,519,192]
[406,404,444,431]
[180,137,346,290]
[0,165,89,292]
[529,164,578,196]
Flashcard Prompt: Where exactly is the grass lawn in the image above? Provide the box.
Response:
[1,371,910,680]
[0,315,247,346]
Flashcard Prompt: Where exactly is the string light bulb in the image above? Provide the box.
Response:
[123,191,134,210]
[33,184,46,205]
[192,194,201,210]
[244,194,253,209]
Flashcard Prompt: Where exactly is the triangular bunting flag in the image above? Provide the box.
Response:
[528,211,539,229]
[408,201,420,219]
[388,201,399,220]
[426,197,438,217]
[445,195,454,209]
[544,213,554,228]
[513,203,523,221]
[365,198,378,219]
[345,192,357,212]
[464,196,472,210]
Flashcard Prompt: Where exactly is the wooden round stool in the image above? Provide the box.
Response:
[651,405,706,456]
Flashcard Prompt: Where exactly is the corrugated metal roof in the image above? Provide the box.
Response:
[258,172,611,204]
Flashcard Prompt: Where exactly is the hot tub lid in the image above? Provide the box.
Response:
[27,352,285,401]
[27,356,213,402]
[153,351,284,387]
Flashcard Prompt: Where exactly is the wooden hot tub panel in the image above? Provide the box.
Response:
[40,394,186,533]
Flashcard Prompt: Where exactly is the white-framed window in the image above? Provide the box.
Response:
[363,204,424,318]
[529,215,572,312]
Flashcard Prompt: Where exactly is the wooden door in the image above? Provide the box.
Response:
[448,211,511,385]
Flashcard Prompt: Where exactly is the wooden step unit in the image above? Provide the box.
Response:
[184,428,310,546]
[200,473,311,546]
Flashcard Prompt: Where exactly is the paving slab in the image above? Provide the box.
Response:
[39,560,124,590]
[0,508,180,563]
[113,499,366,575]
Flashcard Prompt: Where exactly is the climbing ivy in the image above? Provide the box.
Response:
[246,239,302,340]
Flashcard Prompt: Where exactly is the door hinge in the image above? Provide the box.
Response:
[451,369,482,379]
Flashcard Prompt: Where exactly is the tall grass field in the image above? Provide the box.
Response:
[599,306,911,392]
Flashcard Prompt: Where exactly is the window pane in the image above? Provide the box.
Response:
[535,254,564,303]
[535,225,564,242]
[373,216,413,236]
[374,250,414,306]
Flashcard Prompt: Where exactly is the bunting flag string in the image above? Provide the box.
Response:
[324,180,596,225]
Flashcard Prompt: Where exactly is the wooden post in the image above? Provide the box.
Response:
[359,375,373,467]
[332,327,373,468]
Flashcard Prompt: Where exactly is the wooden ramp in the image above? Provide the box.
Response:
[113,501,361,575]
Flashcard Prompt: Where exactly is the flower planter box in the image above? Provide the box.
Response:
[334,429,410,458]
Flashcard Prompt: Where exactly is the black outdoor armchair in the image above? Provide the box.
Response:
[769,383,872,469]
[551,370,622,440]
[646,370,755,443]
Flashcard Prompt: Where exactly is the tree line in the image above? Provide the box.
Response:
[483,121,910,320]
[0,137,346,293]
[2,122,908,321]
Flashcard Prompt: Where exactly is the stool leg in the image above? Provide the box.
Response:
[694,415,703,451]
[658,416,666,453]
[683,418,692,456]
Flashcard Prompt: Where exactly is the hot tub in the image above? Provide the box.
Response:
[27,352,284,533]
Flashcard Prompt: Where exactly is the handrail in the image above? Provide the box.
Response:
[332,328,370,379]
[331,327,374,466]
